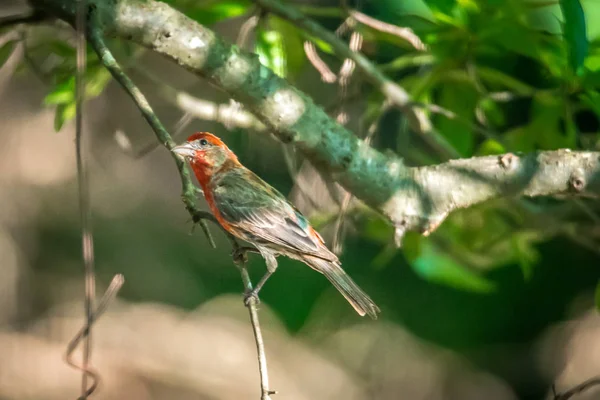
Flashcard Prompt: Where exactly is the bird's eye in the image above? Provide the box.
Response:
[199,139,209,147]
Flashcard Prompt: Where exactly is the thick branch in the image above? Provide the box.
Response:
[30,0,600,241]
[253,0,421,126]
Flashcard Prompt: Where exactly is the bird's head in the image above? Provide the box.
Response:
[172,132,239,173]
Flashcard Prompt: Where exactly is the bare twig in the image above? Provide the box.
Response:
[87,22,215,248]
[237,12,261,50]
[73,0,94,396]
[232,243,276,400]
[65,274,125,399]
[335,30,362,125]
[304,41,337,83]
[350,10,426,51]
[553,377,600,400]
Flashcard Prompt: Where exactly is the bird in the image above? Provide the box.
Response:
[172,132,380,318]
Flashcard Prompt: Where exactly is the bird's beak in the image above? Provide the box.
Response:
[172,143,196,158]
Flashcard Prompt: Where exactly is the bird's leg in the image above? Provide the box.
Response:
[244,251,278,306]
[232,246,259,265]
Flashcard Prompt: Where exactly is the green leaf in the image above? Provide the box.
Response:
[363,218,394,244]
[0,38,17,69]
[85,68,111,97]
[476,66,536,95]
[164,0,252,26]
[476,139,506,155]
[435,80,478,156]
[560,0,588,75]
[580,91,600,117]
[302,33,334,55]
[268,18,306,78]
[408,240,496,293]
[44,78,75,105]
[511,233,541,280]
[582,0,600,41]
[256,25,287,78]
[53,102,76,132]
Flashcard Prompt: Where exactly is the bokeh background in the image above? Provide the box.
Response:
[0,0,600,399]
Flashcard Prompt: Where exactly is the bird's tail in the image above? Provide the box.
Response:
[303,256,380,319]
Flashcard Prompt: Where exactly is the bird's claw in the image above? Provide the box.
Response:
[232,247,248,265]
[243,289,260,306]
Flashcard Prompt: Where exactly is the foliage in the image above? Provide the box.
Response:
[2,0,597,328]
[5,0,597,295]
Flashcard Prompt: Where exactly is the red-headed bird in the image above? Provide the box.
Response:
[173,132,380,318]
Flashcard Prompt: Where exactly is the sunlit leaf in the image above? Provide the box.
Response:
[476,139,506,155]
[302,33,335,55]
[162,0,251,25]
[408,240,496,293]
[267,18,307,78]
[560,0,588,75]
[53,102,76,132]
[256,26,286,78]
[44,77,75,105]
[86,67,111,97]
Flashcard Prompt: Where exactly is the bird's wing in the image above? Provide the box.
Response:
[211,168,337,262]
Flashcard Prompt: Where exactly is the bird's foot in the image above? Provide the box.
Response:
[232,247,249,265]
[243,289,260,306]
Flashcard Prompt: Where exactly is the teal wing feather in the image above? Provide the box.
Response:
[211,167,336,261]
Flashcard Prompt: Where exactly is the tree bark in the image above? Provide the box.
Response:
[29,0,600,240]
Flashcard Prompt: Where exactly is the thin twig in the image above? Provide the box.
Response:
[303,14,355,85]
[350,10,426,51]
[65,274,125,399]
[304,41,337,83]
[87,21,215,248]
[335,30,362,125]
[232,243,276,400]
[553,377,600,400]
[73,0,94,397]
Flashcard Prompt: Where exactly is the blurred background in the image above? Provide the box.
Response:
[0,0,599,399]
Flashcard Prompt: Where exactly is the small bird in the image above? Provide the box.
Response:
[172,132,380,318]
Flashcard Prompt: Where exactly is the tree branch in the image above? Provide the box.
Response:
[30,0,600,244]
[253,0,424,127]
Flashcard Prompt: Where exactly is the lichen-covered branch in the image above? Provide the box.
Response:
[29,0,600,242]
